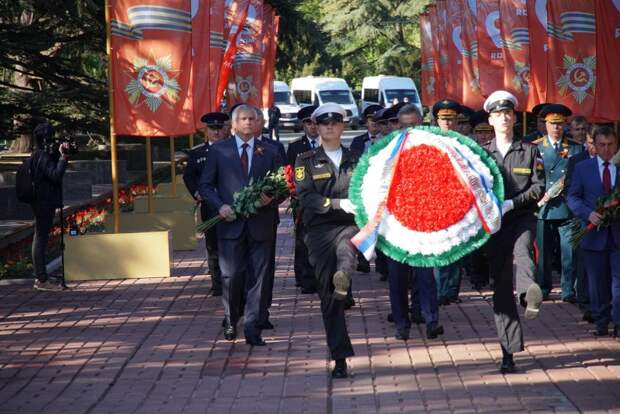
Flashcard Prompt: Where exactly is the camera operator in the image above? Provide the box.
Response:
[30,122,70,292]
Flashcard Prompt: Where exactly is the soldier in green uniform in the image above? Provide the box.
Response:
[534,104,583,301]
[294,103,360,379]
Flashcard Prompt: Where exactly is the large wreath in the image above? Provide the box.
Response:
[349,126,504,267]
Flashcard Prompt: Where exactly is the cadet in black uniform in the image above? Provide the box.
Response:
[482,91,545,374]
[295,103,360,379]
[183,112,230,296]
[286,105,319,293]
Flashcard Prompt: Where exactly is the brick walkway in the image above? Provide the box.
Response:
[1,216,620,414]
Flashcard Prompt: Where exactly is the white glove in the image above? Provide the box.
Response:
[340,199,355,214]
[501,200,514,216]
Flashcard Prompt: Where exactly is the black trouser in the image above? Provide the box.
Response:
[485,215,537,354]
[305,223,357,360]
[201,203,221,291]
[294,219,316,290]
[31,205,56,282]
[258,222,278,325]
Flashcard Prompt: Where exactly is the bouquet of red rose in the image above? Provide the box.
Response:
[282,165,301,224]
[568,187,620,248]
[197,166,291,233]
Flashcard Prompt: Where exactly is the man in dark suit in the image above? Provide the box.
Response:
[568,126,620,338]
[286,105,318,293]
[200,104,283,346]
[349,104,383,154]
[183,112,229,296]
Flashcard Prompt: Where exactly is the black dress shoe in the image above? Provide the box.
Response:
[582,310,594,323]
[426,324,444,339]
[258,320,274,330]
[224,325,237,341]
[331,359,348,379]
[387,313,394,323]
[411,312,425,325]
[245,335,266,346]
[301,286,317,294]
[395,328,410,341]
[562,295,577,304]
[500,358,517,374]
[593,327,609,337]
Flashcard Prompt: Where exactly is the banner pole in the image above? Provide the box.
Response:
[523,112,527,138]
[104,0,120,233]
[146,137,154,214]
[189,133,194,149]
[170,136,176,197]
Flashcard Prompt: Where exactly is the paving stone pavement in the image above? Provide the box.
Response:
[1,216,620,414]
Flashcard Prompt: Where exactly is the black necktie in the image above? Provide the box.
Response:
[310,140,316,149]
[240,143,249,176]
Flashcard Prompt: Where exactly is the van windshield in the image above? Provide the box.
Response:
[318,90,354,105]
[385,89,420,104]
[275,91,296,105]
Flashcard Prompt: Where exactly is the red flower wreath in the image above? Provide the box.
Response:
[386,144,474,232]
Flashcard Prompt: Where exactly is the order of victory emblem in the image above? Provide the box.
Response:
[125,55,181,112]
[512,61,530,94]
[234,75,258,102]
[556,55,596,104]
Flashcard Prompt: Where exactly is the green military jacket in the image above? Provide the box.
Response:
[535,135,583,220]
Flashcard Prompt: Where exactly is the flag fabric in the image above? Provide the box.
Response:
[191,0,211,129]
[594,0,620,121]
[420,11,436,105]
[461,0,485,109]
[429,5,446,102]
[476,0,504,97]
[526,0,550,110]
[261,7,279,109]
[110,0,195,136]
[546,0,596,116]
[499,0,531,110]
[229,0,264,108]
[214,0,250,110]
[445,0,463,103]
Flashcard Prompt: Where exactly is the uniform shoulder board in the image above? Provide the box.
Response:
[531,136,545,145]
[299,149,316,159]
[191,142,206,150]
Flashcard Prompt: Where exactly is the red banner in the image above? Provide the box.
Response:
[594,0,620,121]
[420,11,436,105]
[499,0,530,111]
[476,0,504,97]
[261,8,279,109]
[526,0,550,110]
[110,0,195,136]
[445,0,463,103]
[191,0,211,128]
[546,0,596,117]
[214,0,250,110]
[429,5,446,102]
[228,0,264,108]
[461,0,485,108]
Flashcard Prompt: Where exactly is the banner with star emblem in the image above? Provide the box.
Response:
[546,0,596,115]
[476,0,505,97]
[110,0,195,136]
[460,0,485,109]
[593,0,620,121]
[499,0,530,111]
[429,5,447,101]
[228,0,264,107]
[526,0,551,110]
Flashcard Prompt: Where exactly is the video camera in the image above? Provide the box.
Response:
[45,136,79,156]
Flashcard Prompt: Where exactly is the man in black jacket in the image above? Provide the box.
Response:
[30,123,69,292]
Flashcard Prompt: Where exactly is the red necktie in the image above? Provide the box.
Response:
[603,161,611,194]
[240,143,249,176]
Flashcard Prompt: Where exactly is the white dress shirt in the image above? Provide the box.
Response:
[597,155,617,187]
[235,136,255,171]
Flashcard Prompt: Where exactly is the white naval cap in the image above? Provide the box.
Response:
[483,90,518,113]
[311,103,346,123]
